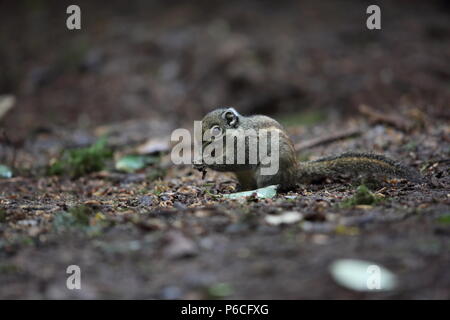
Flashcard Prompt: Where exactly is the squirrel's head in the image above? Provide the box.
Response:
[200,107,241,140]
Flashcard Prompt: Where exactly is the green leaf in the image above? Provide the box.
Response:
[222,185,278,199]
[330,259,397,292]
[48,137,113,178]
[207,283,233,298]
[0,165,12,179]
[115,155,159,173]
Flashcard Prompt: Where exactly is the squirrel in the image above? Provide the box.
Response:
[194,107,422,191]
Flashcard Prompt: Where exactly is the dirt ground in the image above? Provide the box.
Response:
[0,0,449,299]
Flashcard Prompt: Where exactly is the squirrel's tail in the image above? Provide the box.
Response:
[298,152,423,184]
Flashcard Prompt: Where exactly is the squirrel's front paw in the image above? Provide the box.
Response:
[193,162,206,170]
[193,163,208,179]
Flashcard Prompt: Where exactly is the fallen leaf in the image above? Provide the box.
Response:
[115,155,159,173]
[0,165,13,179]
[330,259,398,292]
[222,185,278,199]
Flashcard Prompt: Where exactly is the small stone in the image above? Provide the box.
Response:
[265,211,303,226]
[330,259,398,292]
[160,286,183,299]
[173,201,187,210]
[163,231,198,259]
[17,219,38,227]
[139,196,153,207]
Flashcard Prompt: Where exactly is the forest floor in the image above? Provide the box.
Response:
[0,0,449,299]
[0,113,449,299]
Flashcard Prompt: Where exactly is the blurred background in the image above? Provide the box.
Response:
[1,0,449,140]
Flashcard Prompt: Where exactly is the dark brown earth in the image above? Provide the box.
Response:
[0,0,449,299]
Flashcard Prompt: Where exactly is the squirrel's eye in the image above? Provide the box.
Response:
[210,126,222,137]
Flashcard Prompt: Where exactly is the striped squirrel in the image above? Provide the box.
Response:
[194,107,422,191]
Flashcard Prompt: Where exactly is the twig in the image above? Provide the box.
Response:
[358,104,413,131]
[294,127,361,151]
[0,129,17,169]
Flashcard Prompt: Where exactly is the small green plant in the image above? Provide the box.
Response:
[0,235,34,252]
[340,185,382,208]
[0,208,6,223]
[48,137,112,178]
[437,213,450,225]
[207,282,233,299]
[403,141,418,152]
[0,263,21,275]
[53,205,92,230]
[147,166,167,181]
[53,205,108,237]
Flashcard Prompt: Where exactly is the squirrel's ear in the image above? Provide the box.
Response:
[222,107,240,127]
